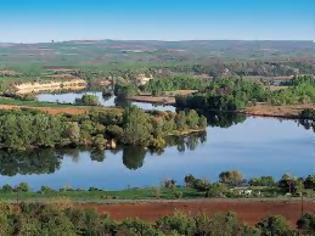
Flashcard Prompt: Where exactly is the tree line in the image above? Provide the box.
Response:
[175,75,315,111]
[0,107,207,151]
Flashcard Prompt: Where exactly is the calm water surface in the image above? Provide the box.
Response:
[37,91,176,112]
[0,116,314,190]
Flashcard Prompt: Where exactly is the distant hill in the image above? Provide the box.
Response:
[0,40,314,66]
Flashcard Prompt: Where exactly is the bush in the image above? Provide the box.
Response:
[75,94,99,106]
[163,179,176,189]
[256,215,294,236]
[1,184,13,193]
[156,211,195,235]
[297,213,315,234]
[219,170,244,187]
[249,176,276,187]
[16,182,30,192]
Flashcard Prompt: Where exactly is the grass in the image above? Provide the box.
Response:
[0,96,73,107]
[0,187,204,202]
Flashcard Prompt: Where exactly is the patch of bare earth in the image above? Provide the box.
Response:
[128,95,175,105]
[0,104,88,115]
[79,199,315,227]
[245,103,315,118]
[0,104,123,115]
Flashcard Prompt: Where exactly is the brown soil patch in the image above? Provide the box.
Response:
[0,104,123,116]
[0,104,88,115]
[79,199,315,226]
[245,103,315,118]
[163,90,198,96]
[128,95,175,105]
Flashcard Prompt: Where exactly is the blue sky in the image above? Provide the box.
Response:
[0,0,314,43]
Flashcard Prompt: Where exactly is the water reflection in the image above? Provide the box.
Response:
[299,118,315,133]
[205,112,246,128]
[37,92,176,112]
[122,146,146,170]
[0,131,207,175]
[165,131,207,152]
[0,149,62,176]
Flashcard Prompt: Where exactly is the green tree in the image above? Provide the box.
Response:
[76,94,99,106]
[156,211,196,235]
[256,215,294,236]
[219,170,244,186]
[297,213,315,235]
[122,106,152,146]
[16,182,30,192]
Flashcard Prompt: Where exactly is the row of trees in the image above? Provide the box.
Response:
[176,75,315,111]
[0,107,207,150]
[0,202,314,235]
[184,171,315,197]
[142,75,211,95]
[3,171,315,198]
[176,78,268,111]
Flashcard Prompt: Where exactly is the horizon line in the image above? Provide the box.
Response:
[1,38,314,45]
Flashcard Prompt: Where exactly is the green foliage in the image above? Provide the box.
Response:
[278,174,304,194]
[0,107,206,151]
[0,110,66,150]
[176,78,269,111]
[114,82,138,98]
[156,211,196,235]
[16,182,30,192]
[249,176,276,187]
[256,215,294,236]
[176,75,315,111]
[122,106,153,146]
[297,213,315,235]
[3,202,304,236]
[219,170,244,187]
[143,75,210,95]
[304,175,315,190]
[75,94,99,106]
[271,76,315,105]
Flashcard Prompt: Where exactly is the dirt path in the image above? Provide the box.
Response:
[79,199,315,226]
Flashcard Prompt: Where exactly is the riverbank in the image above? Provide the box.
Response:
[12,79,87,95]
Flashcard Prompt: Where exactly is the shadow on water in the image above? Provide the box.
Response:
[203,111,247,128]
[0,149,63,176]
[298,118,315,133]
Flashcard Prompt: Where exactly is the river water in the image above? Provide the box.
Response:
[37,91,176,112]
[0,102,314,190]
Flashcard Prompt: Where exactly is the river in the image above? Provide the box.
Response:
[0,102,314,190]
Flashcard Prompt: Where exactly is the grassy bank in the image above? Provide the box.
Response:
[0,187,203,202]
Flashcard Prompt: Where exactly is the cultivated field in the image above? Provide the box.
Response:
[80,199,315,227]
